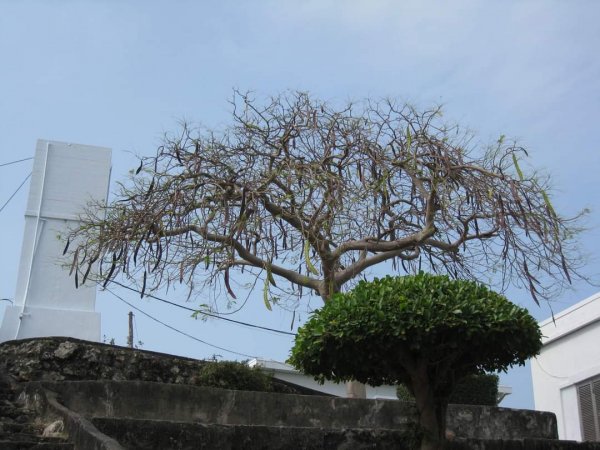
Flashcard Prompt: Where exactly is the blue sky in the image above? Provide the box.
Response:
[1,0,599,409]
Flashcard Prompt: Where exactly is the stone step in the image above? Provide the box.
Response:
[0,389,14,399]
[92,417,600,450]
[0,420,39,433]
[0,442,73,450]
[0,432,65,443]
[4,417,38,426]
[0,368,73,449]
[0,402,36,413]
[0,410,36,422]
[92,417,413,450]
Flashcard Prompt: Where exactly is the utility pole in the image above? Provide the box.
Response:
[127,311,134,348]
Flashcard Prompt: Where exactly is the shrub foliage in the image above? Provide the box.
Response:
[289,273,541,386]
[197,361,273,392]
[397,373,500,406]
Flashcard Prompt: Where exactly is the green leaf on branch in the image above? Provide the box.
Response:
[263,278,272,311]
[541,189,556,218]
[304,240,319,275]
[266,264,277,287]
[512,153,524,181]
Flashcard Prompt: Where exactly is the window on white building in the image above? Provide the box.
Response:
[578,377,600,441]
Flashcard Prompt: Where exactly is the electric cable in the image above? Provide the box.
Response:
[0,157,33,167]
[105,287,259,359]
[0,172,31,214]
[108,280,297,336]
[531,356,569,380]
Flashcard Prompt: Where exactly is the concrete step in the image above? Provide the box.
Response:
[0,442,73,450]
[0,429,67,442]
[0,421,26,433]
[0,370,71,450]
[92,417,600,450]
[0,420,39,433]
[92,417,412,450]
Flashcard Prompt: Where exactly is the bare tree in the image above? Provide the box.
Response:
[68,91,585,312]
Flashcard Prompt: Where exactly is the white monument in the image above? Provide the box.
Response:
[0,139,111,342]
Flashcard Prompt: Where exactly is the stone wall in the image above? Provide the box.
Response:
[0,337,313,394]
[0,337,208,384]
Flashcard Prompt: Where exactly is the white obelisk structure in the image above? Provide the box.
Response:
[0,140,111,342]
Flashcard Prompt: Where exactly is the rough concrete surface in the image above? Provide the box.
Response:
[35,379,556,441]
[92,418,412,450]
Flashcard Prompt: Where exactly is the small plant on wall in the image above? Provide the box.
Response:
[288,273,542,450]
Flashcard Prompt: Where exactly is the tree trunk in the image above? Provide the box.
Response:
[410,366,448,450]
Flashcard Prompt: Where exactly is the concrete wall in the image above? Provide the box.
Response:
[32,379,557,441]
[531,292,600,441]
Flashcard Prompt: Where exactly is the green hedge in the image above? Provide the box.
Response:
[197,361,274,392]
[397,373,499,406]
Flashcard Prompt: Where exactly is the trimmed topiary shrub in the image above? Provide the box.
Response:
[289,273,542,450]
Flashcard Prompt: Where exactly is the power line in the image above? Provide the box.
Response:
[0,157,33,167]
[105,287,258,359]
[0,172,31,214]
[109,280,296,336]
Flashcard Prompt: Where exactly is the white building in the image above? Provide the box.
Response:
[248,358,398,399]
[249,358,512,402]
[531,292,600,441]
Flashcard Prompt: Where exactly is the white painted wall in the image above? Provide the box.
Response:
[0,140,111,343]
[531,291,600,441]
[248,359,399,399]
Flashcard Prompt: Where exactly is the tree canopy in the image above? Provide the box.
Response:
[67,91,584,309]
[288,273,542,450]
